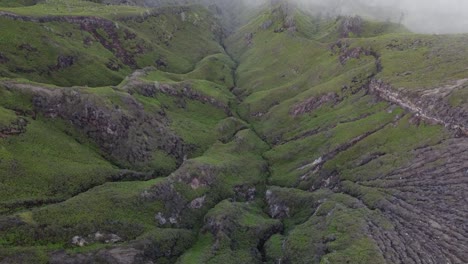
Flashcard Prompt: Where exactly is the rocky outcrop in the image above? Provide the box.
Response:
[339,16,363,38]
[266,189,290,219]
[49,228,194,264]
[71,232,122,247]
[49,55,76,71]
[330,40,380,67]
[2,81,188,170]
[123,69,232,114]
[203,201,283,260]
[289,93,339,117]
[0,118,28,138]
[369,79,468,136]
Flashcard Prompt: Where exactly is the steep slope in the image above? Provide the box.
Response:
[0,1,467,264]
[0,0,236,213]
[0,0,224,86]
[225,2,468,263]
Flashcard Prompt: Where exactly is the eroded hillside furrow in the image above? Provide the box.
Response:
[345,138,468,263]
[297,116,401,189]
[1,1,468,263]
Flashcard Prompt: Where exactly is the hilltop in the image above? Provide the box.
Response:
[0,1,467,263]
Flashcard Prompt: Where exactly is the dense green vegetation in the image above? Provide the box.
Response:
[0,1,466,263]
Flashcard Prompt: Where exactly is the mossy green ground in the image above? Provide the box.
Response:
[0,0,147,17]
[0,1,466,263]
[0,1,224,86]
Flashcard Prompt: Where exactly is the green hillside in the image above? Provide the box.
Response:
[0,1,467,263]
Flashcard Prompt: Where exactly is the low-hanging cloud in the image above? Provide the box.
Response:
[133,0,468,34]
[282,0,468,34]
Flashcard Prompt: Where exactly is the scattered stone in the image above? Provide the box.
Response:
[71,236,87,247]
[94,232,122,244]
[189,195,206,209]
[169,216,178,224]
[155,212,167,225]
[190,177,202,189]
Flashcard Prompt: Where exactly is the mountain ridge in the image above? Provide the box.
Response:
[0,1,467,263]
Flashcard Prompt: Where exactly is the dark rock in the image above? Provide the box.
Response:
[7,82,189,169]
[0,117,28,138]
[155,58,168,68]
[18,43,37,52]
[124,29,137,40]
[369,79,468,136]
[0,52,9,64]
[290,93,339,117]
[71,236,87,247]
[234,185,256,201]
[265,190,290,219]
[56,55,76,69]
[339,16,363,38]
[189,195,206,209]
[106,58,123,71]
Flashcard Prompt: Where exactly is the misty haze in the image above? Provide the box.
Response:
[268,0,468,33]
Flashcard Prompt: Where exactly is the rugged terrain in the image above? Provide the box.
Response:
[0,0,467,263]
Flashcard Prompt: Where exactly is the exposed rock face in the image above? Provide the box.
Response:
[330,40,381,67]
[266,190,290,219]
[0,118,28,138]
[94,232,123,244]
[142,163,219,228]
[204,201,283,259]
[50,55,76,71]
[370,79,468,136]
[339,16,363,38]
[290,93,339,117]
[50,228,194,264]
[71,236,87,247]
[122,69,232,114]
[3,81,188,169]
[146,182,186,226]
[189,195,206,209]
[365,138,468,263]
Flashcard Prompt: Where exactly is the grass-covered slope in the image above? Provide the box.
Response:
[0,0,224,86]
[0,1,467,264]
[224,2,468,263]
